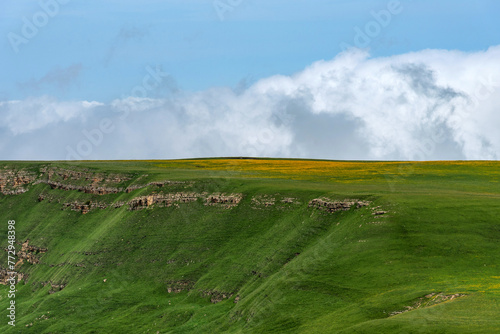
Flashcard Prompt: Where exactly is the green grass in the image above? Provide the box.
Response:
[0,159,499,333]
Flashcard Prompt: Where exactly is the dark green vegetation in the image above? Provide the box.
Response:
[0,159,499,333]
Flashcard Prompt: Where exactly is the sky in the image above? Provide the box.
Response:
[1,0,499,160]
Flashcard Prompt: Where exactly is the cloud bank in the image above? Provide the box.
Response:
[1,46,499,160]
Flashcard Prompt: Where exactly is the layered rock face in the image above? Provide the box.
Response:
[0,169,37,195]
[0,239,47,285]
[128,192,243,210]
[1,165,377,215]
[308,198,371,213]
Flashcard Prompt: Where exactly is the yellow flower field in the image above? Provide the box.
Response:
[152,159,500,184]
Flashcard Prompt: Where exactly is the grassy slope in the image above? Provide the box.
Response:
[0,159,499,333]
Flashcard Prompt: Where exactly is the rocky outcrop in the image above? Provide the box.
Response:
[40,166,130,185]
[0,168,37,195]
[250,194,302,210]
[58,192,243,213]
[166,280,195,294]
[36,171,189,195]
[1,165,132,196]
[0,166,193,202]
[308,198,371,213]
[0,240,46,285]
[16,239,48,266]
[63,201,109,214]
[198,289,235,304]
[0,269,27,285]
[390,292,466,316]
[34,281,67,294]
[113,201,125,208]
[128,192,243,210]
[48,283,66,294]
[128,192,200,210]
[281,197,300,205]
[251,195,276,207]
[205,193,243,208]
[36,180,123,195]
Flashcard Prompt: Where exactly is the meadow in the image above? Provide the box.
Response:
[0,159,499,333]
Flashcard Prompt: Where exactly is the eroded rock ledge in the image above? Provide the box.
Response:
[61,194,375,215]
[390,292,466,316]
[0,239,47,285]
[1,166,193,197]
[16,239,48,266]
[61,192,243,213]
[308,198,371,213]
[3,166,192,196]
[63,201,109,214]
[41,166,131,184]
[37,180,123,195]
[0,168,37,195]
[129,192,242,210]
[0,269,27,285]
[250,194,301,210]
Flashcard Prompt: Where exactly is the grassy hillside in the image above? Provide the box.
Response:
[0,159,499,333]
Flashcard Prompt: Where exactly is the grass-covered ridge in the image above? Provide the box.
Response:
[0,159,499,333]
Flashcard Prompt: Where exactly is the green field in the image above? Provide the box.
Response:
[0,159,499,333]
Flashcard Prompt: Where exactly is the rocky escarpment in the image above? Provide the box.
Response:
[129,192,243,210]
[205,193,243,208]
[0,165,132,196]
[2,165,378,218]
[128,192,200,210]
[34,166,131,194]
[251,194,301,209]
[63,201,109,214]
[0,269,27,285]
[166,280,195,294]
[57,193,373,215]
[40,166,130,185]
[37,178,192,196]
[0,168,37,195]
[47,282,67,294]
[0,239,47,285]
[15,239,48,267]
[1,165,194,198]
[59,192,243,213]
[308,198,371,213]
[390,292,466,316]
[36,180,124,195]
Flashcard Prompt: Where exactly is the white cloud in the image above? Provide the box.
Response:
[1,46,499,160]
[0,96,102,135]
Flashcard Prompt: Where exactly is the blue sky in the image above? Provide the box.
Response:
[1,1,500,160]
[2,0,499,102]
